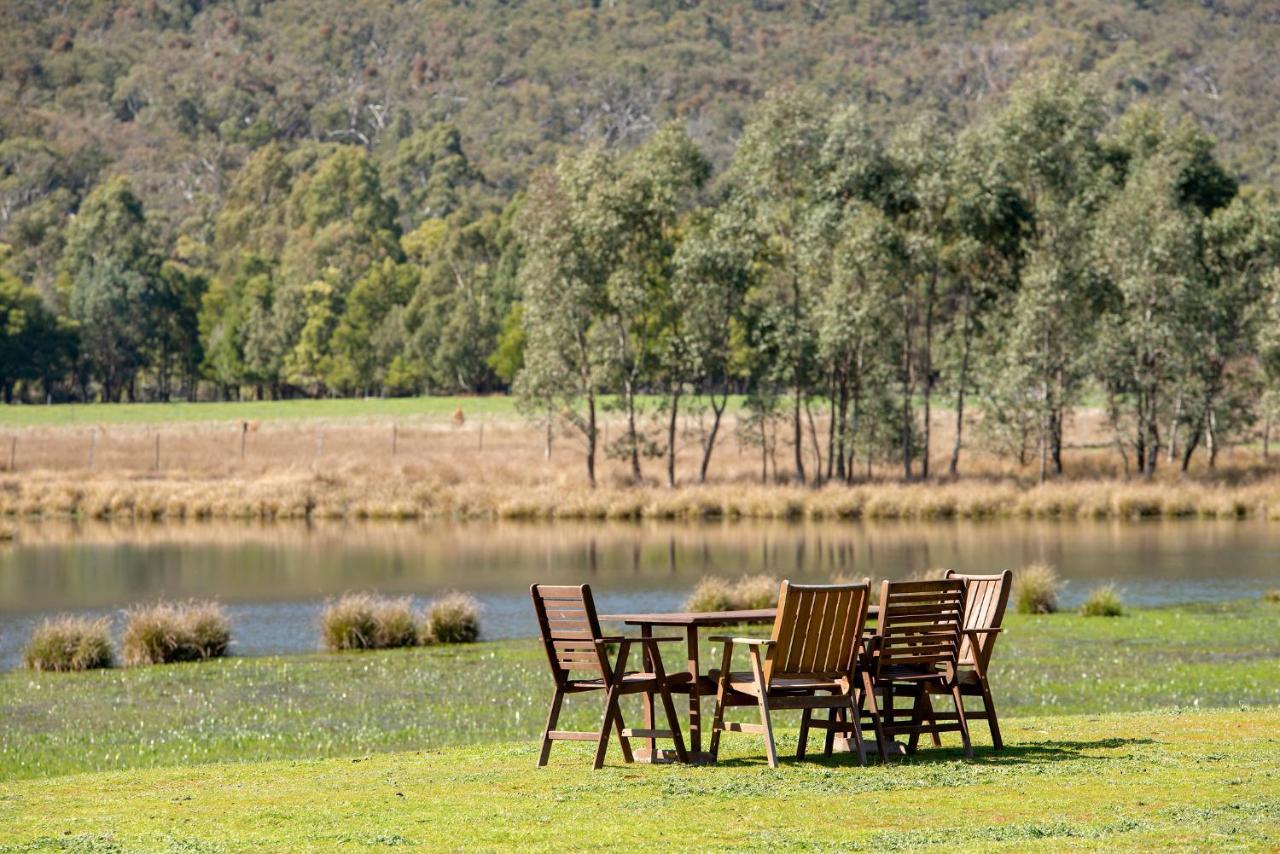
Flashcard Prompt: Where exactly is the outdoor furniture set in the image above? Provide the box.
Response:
[530,571,1012,768]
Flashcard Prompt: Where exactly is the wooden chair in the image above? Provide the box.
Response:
[863,578,974,760]
[941,569,1011,749]
[707,580,873,769]
[531,583,689,769]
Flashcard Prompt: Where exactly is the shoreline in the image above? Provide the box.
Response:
[6,470,1280,523]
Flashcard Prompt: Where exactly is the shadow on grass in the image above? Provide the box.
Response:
[711,737,1157,769]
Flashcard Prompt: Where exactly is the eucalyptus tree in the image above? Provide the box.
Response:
[514,147,624,487]
[59,177,165,401]
[670,198,753,484]
[725,89,829,484]
[989,68,1109,481]
[1093,154,1200,476]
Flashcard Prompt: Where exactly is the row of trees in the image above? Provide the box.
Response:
[515,69,1280,485]
[2,68,1278,484]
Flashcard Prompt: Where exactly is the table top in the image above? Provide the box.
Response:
[599,608,776,627]
[599,604,880,627]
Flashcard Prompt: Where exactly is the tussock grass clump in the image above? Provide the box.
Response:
[22,616,114,671]
[1079,584,1125,617]
[1264,589,1280,603]
[683,575,781,611]
[320,593,418,651]
[122,600,231,665]
[422,592,482,644]
[1013,563,1063,615]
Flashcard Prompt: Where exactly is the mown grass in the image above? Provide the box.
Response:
[1,600,1276,783]
[0,707,1276,850]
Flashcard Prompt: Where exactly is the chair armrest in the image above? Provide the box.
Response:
[962,628,1002,635]
[592,636,626,644]
[708,636,774,647]
[629,635,685,645]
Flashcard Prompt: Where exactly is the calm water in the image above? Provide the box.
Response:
[1,518,1277,668]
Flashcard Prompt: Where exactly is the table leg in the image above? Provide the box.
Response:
[641,622,656,762]
[686,625,701,757]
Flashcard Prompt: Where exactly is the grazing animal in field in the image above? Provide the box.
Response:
[452,407,465,429]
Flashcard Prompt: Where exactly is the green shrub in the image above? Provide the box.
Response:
[422,592,482,644]
[22,616,114,671]
[122,601,231,665]
[1014,563,1062,614]
[320,593,419,651]
[1264,589,1280,604]
[1079,584,1125,617]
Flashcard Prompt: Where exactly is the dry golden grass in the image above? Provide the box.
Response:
[1014,563,1064,615]
[4,407,1280,522]
[22,616,114,671]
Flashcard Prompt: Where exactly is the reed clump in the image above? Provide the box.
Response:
[319,593,418,651]
[1079,584,1125,617]
[121,600,231,665]
[422,592,482,644]
[1013,563,1063,615]
[1263,589,1280,604]
[22,615,114,671]
[684,574,781,611]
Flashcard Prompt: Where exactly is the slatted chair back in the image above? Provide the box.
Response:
[765,580,871,687]
[872,579,966,677]
[945,570,1012,672]
[530,584,609,680]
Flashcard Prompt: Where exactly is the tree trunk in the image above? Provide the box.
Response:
[665,385,680,488]
[698,390,728,484]
[624,377,641,482]
[585,391,598,488]
[1181,427,1201,472]
[1264,411,1272,462]
[805,398,822,486]
[1206,410,1218,469]
[949,309,972,478]
[792,387,806,484]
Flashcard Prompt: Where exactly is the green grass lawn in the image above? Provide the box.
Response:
[2,601,1277,782]
[0,707,1276,850]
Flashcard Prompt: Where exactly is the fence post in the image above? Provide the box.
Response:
[154,432,160,471]
[240,422,247,459]
[478,422,484,452]
[392,424,398,456]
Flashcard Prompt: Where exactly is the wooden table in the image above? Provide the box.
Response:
[599,608,775,763]
[600,605,881,763]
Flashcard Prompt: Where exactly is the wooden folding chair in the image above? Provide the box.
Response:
[707,580,874,769]
[942,569,1011,749]
[863,578,974,760]
[531,583,689,769]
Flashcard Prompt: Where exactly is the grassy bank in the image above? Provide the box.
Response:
[11,469,1280,522]
[1,707,1277,850]
[2,600,1276,782]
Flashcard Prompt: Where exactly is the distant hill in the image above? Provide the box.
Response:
[3,0,1278,249]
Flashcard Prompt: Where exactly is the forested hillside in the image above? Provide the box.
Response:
[3,1,1280,481]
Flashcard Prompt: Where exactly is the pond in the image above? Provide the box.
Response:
[1,517,1277,668]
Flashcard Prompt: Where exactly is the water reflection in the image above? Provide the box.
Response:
[1,517,1277,667]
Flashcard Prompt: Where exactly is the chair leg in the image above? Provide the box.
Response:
[614,702,634,763]
[797,708,812,759]
[658,682,688,763]
[862,671,889,764]
[951,684,973,760]
[846,694,866,767]
[593,686,621,770]
[981,682,1004,751]
[906,688,927,755]
[748,648,778,768]
[537,686,565,767]
[823,706,840,757]
[708,642,734,762]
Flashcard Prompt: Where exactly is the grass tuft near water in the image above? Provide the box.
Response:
[319,592,418,651]
[1014,563,1063,614]
[684,574,781,611]
[422,591,482,644]
[21,616,114,672]
[1079,584,1126,617]
[122,600,231,665]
